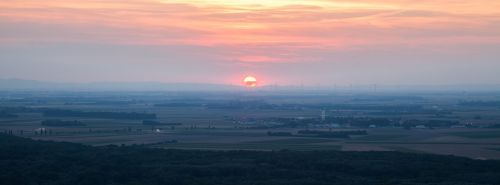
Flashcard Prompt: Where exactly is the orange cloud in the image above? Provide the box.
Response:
[236,55,287,63]
[1,0,500,64]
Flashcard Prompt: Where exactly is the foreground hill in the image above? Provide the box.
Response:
[1,134,500,185]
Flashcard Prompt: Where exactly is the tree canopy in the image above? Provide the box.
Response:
[1,134,499,185]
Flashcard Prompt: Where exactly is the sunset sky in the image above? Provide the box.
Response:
[1,0,499,86]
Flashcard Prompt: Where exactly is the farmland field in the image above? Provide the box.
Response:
[1,90,500,160]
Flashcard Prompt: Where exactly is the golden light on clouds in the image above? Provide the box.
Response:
[1,0,500,63]
[160,0,398,9]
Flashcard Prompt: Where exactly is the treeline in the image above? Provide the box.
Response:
[205,100,274,110]
[267,130,367,138]
[0,106,40,113]
[0,111,17,118]
[459,101,500,107]
[260,117,397,128]
[41,119,86,127]
[487,124,500,128]
[351,96,424,102]
[347,118,393,127]
[1,134,500,185]
[65,101,133,106]
[43,109,156,120]
[366,109,452,116]
[197,100,430,112]
[154,103,201,107]
[298,130,368,138]
[399,119,459,128]
[249,117,461,129]
[142,120,182,126]
[267,131,293,136]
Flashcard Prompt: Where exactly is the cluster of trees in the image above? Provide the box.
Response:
[399,119,460,128]
[154,103,201,107]
[0,111,17,118]
[242,117,318,128]
[459,101,500,107]
[262,117,397,128]
[205,100,274,110]
[347,118,393,127]
[298,130,368,138]
[152,139,178,144]
[487,124,500,128]
[203,101,432,113]
[366,109,452,116]
[65,101,133,106]
[142,120,182,126]
[43,109,156,120]
[41,119,86,127]
[1,134,500,185]
[267,131,293,136]
[250,116,462,129]
[0,106,41,114]
[267,130,367,138]
[351,96,424,102]
[298,104,425,111]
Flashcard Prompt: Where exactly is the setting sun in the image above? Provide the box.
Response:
[1,0,500,184]
[243,76,257,87]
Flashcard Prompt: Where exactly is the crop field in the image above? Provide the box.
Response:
[1,91,500,159]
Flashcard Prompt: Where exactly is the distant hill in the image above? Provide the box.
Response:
[0,79,241,91]
[0,79,68,90]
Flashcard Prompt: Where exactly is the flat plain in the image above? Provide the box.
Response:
[1,90,500,159]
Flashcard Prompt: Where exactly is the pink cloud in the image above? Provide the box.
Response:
[1,0,500,63]
[236,56,288,63]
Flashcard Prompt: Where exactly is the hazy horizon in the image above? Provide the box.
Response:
[1,78,499,92]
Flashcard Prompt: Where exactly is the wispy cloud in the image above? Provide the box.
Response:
[2,0,499,48]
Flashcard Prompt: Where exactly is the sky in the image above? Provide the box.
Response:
[1,0,499,86]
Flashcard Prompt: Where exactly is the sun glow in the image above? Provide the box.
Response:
[243,76,258,87]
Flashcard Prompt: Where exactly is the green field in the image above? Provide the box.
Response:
[2,91,500,159]
[450,131,500,139]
